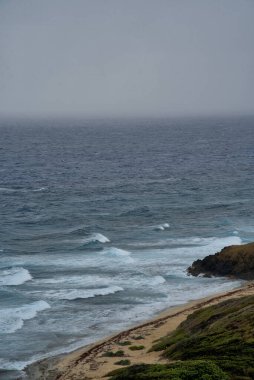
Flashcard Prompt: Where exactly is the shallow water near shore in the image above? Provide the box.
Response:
[0,116,253,379]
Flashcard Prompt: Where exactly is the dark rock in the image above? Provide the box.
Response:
[188,242,254,280]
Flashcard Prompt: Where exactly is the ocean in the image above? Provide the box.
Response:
[0,116,253,379]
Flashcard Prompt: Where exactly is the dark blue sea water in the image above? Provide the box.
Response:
[0,117,253,379]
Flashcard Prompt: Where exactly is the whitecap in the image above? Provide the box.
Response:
[37,274,111,287]
[33,187,46,192]
[0,301,50,334]
[154,225,165,231]
[101,247,134,263]
[154,223,170,231]
[0,358,30,371]
[82,233,110,244]
[0,267,32,286]
[149,275,166,285]
[44,286,123,300]
[133,235,242,249]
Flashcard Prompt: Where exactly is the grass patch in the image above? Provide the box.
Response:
[117,341,131,346]
[114,359,131,366]
[151,295,254,379]
[107,360,228,380]
[129,345,145,351]
[102,350,125,357]
[132,335,144,340]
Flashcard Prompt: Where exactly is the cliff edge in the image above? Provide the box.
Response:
[188,242,254,279]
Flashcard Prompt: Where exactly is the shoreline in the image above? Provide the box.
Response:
[25,280,254,380]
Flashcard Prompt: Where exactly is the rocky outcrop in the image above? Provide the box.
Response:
[188,242,254,280]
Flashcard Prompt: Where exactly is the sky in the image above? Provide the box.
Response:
[0,0,254,119]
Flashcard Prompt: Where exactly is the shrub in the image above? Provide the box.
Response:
[107,360,229,380]
[132,335,144,340]
[151,295,254,378]
[114,359,131,366]
[117,341,131,346]
[102,350,125,357]
[129,345,145,351]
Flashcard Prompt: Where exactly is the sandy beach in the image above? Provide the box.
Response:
[25,281,254,380]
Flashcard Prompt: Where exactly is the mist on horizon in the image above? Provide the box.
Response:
[1,0,254,120]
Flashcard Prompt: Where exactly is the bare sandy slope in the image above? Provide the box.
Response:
[26,281,254,380]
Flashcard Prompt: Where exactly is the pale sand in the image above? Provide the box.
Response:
[26,281,254,380]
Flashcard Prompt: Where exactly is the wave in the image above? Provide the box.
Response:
[198,236,242,251]
[154,223,170,231]
[148,275,166,285]
[82,233,110,245]
[0,186,47,193]
[32,187,47,192]
[43,286,123,300]
[0,300,50,334]
[37,274,111,287]
[132,235,241,249]
[0,187,16,192]
[0,358,30,371]
[101,247,135,263]
[37,273,166,292]
[0,267,32,286]
[121,206,152,217]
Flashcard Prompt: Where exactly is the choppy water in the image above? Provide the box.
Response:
[0,117,253,379]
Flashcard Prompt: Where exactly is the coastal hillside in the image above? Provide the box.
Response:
[188,242,254,279]
[108,295,254,380]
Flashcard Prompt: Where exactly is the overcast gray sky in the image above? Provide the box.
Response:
[1,0,254,119]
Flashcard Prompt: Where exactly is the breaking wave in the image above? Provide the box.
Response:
[82,233,110,245]
[0,301,50,334]
[43,286,123,300]
[154,223,170,231]
[0,267,32,286]
[101,247,135,263]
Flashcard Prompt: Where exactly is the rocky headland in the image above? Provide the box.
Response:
[188,242,254,280]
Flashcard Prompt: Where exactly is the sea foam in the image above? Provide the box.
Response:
[101,247,135,263]
[82,233,110,245]
[0,301,50,334]
[43,286,123,300]
[154,223,170,231]
[33,187,46,192]
[148,275,166,285]
[0,267,32,286]
[37,274,111,287]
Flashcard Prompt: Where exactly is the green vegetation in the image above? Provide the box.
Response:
[107,360,228,380]
[117,341,131,346]
[102,350,125,357]
[132,335,144,340]
[114,359,131,366]
[152,295,254,379]
[108,295,254,380]
[128,345,145,351]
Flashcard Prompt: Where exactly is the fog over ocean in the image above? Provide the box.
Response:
[0,117,253,379]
